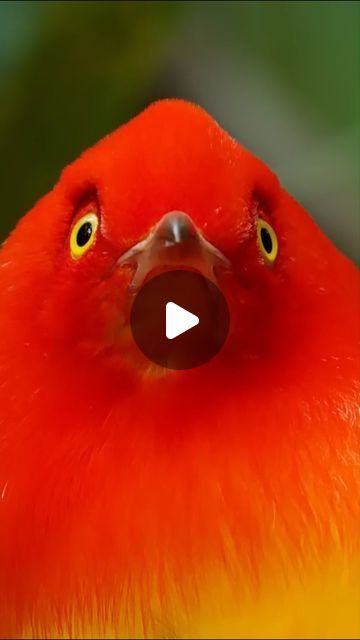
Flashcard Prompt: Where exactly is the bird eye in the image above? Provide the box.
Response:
[256,218,278,265]
[70,212,99,259]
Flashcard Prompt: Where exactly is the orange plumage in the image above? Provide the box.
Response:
[0,100,359,638]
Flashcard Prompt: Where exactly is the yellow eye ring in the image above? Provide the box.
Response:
[257,218,278,265]
[70,212,99,260]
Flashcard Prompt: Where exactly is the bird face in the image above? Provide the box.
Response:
[4,100,333,379]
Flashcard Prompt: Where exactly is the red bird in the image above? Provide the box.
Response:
[0,100,359,639]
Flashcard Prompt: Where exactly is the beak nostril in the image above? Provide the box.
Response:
[156,212,198,245]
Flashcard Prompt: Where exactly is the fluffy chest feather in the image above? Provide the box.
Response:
[0,358,358,638]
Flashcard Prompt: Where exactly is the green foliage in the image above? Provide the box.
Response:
[0,1,181,238]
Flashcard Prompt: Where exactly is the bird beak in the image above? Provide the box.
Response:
[118,211,231,293]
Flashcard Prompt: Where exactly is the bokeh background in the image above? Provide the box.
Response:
[0,0,358,261]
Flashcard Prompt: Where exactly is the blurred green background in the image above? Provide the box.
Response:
[0,0,358,261]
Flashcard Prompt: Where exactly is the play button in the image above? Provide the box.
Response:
[130,270,230,369]
[166,302,199,340]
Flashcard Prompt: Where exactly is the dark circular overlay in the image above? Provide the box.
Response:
[130,270,230,370]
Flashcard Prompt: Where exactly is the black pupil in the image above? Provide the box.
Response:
[260,227,273,254]
[76,222,93,247]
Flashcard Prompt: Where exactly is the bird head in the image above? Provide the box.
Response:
[0,99,352,384]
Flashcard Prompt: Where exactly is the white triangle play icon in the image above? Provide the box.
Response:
[166,302,199,340]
